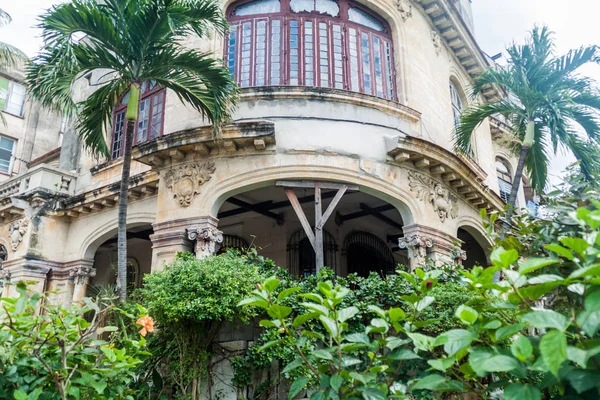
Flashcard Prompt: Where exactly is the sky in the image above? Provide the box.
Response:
[1,0,600,185]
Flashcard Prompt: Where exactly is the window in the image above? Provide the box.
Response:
[0,78,26,117]
[0,136,15,175]
[111,82,165,159]
[450,81,463,128]
[288,229,337,277]
[226,0,397,100]
[496,158,512,203]
[344,231,395,277]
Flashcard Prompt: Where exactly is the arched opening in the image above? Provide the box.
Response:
[88,225,154,296]
[344,231,400,277]
[225,0,397,100]
[288,229,337,277]
[449,80,464,128]
[217,235,250,254]
[0,245,7,262]
[216,181,409,276]
[457,227,488,269]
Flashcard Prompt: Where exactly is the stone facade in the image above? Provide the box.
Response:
[0,0,517,301]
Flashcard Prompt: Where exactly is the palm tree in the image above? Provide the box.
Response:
[0,8,27,68]
[455,26,600,225]
[0,8,28,125]
[27,0,237,301]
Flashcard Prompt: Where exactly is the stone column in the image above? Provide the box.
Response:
[400,224,460,270]
[187,217,223,259]
[69,261,96,303]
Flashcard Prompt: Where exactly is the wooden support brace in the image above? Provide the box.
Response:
[284,188,316,250]
[317,185,348,229]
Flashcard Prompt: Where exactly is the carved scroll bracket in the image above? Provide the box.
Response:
[397,0,413,21]
[188,227,224,258]
[432,31,443,56]
[9,218,30,251]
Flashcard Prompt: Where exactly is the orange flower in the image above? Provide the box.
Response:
[136,315,155,337]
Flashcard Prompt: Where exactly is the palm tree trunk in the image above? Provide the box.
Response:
[117,119,134,302]
[502,121,534,234]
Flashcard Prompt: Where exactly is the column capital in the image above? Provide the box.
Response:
[187,226,223,258]
[69,266,97,285]
[0,263,11,289]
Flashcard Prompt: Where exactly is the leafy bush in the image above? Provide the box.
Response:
[139,250,277,400]
[0,282,148,400]
[241,198,600,399]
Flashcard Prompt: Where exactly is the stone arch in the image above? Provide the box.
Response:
[204,164,420,226]
[79,211,156,260]
[455,216,493,267]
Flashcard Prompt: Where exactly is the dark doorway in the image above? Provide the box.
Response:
[458,228,488,269]
[344,231,395,277]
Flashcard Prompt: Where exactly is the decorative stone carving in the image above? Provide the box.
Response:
[188,227,224,257]
[398,234,434,269]
[69,266,97,285]
[452,246,468,265]
[408,171,458,222]
[0,263,11,289]
[165,162,216,207]
[9,218,30,251]
[431,31,442,56]
[396,0,412,21]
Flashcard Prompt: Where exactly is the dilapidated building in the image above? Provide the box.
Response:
[0,0,523,311]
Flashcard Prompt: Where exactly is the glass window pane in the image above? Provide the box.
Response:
[318,22,329,87]
[112,111,125,159]
[348,7,385,31]
[227,25,238,77]
[384,41,394,99]
[255,20,267,86]
[373,36,383,97]
[349,28,359,92]
[5,82,26,116]
[150,92,165,139]
[270,20,281,84]
[304,21,315,86]
[291,0,339,16]
[332,24,343,89]
[137,98,150,143]
[0,137,14,174]
[361,32,372,95]
[241,22,252,87]
[290,20,299,85]
[235,0,280,16]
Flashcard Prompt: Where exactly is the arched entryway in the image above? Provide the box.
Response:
[215,180,411,276]
[457,227,489,269]
[88,224,154,296]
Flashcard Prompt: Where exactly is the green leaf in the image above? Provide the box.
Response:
[576,310,600,337]
[91,379,108,395]
[560,237,589,257]
[519,257,559,275]
[346,332,370,344]
[491,247,519,268]
[14,390,27,400]
[495,323,525,341]
[330,375,344,392]
[298,293,324,303]
[480,355,520,372]
[387,349,421,360]
[407,332,435,352]
[338,306,359,323]
[283,358,304,374]
[585,290,600,311]
[27,388,42,400]
[540,330,567,378]
[319,316,338,337]
[504,384,541,400]
[483,320,502,329]
[455,305,479,325]
[544,244,574,260]
[411,374,447,390]
[468,348,492,377]
[238,296,269,309]
[259,319,280,328]
[427,357,455,372]
[511,335,533,362]
[341,357,362,367]
[367,305,386,319]
[569,264,600,279]
[288,376,309,400]
[267,304,293,319]
[567,346,588,368]
[258,339,282,352]
[278,287,302,300]
[293,312,319,328]
[442,329,477,357]
[522,310,570,331]
[263,276,281,293]
[360,388,387,400]
[101,346,117,362]
[565,369,600,394]
[528,274,564,284]
[313,349,334,360]
[388,307,405,322]
[415,296,435,312]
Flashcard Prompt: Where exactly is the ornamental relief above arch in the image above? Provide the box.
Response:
[407,170,458,223]
[165,161,216,207]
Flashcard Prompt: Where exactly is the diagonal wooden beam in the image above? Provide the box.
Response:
[317,185,347,229]
[359,203,404,231]
[284,188,316,249]
[314,183,324,270]
[225,197,284,223]
[337,204,396,223]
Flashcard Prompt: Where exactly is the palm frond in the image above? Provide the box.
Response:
[0,41,28,69]
[0,8,11,27]
[524,124,549,193]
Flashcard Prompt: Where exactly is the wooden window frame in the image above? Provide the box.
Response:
[111,84,166,159]
[225,0,398,101]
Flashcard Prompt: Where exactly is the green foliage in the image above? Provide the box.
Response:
[241,197,600,399]
[139,250,276,400]
[0,282,148,400]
